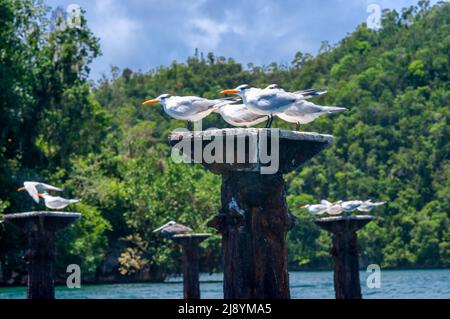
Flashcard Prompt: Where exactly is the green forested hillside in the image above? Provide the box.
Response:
[0,0,448,284]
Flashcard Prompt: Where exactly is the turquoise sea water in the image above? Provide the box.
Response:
[0,269,448,299]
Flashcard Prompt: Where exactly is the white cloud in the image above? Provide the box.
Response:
[91,0,141,55]
[186,16,246,50]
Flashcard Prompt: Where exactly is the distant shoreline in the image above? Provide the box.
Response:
[0,268,448,288]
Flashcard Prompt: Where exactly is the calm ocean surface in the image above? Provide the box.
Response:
[0,269,448,299]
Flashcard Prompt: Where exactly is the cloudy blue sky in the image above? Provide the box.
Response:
[45,0,440,79]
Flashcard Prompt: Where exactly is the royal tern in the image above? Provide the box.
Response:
[37,193,80,210]
[18,182,63,203]
[326,202,343,215]
[221,84,297,127]
[278,100,347,130]
[153,220,193,238]
[301,200,332,215]
[143,94,235,125]
[357,200,386,212]
[214,103,268,127]
[338,200,363,212]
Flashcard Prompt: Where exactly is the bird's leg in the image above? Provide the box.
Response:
[268,115,274,128]
[187,122,193,131]
[264,116,270,128]
[265,115,274,128]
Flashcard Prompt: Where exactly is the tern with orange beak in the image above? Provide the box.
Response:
[37,193,80,210]
[221,84,298,128]
[142,94,237,128]
[300,200,332,215]
[18,181,62,203]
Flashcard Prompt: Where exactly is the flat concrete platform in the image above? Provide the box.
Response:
[169,128,334,174]
[2,211,82,231]
[314,215,374,233]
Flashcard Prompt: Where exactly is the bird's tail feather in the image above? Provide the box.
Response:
[294,88,327,99]
[323,106,347,113]
[213,97,241,110]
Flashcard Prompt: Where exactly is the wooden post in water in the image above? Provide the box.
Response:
[2,212,81,299]
[314,215,374,299]
[171,233,211,299]
[169,128,333,299]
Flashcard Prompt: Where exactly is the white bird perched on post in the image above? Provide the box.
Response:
[221,84,296,127]
[18,182,63,203]
[214,103,268,127]
[357,200,386,212]
[37,193,80,210]
[326,201,343,215]
[300,200,332,215]
[278,100,347,130]
[338,200,363,212]
[142,94,237,127]
[153,220,193,238]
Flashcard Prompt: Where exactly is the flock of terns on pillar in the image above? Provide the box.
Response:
[301,199,386,216]
[142,83,347,129]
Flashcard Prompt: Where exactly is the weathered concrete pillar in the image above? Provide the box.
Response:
[169,128,333,299]
[314,215,374,299]
[2,212,81,299]
[171,233,211,299]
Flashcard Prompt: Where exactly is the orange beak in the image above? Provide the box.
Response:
[220,89,238,95]
[17,187,25,192]
[300,205,306,208]
[37,193,44,198]
[142,99,159,105]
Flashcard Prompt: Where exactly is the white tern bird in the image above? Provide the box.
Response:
[338,200,363,212]
[357,200,386,212]
[18,182,63,204]
[214,103,268,127]
[143,94,236,128]
[221,84,297,127]
[301,200,332,215]
[38,193,80,210]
